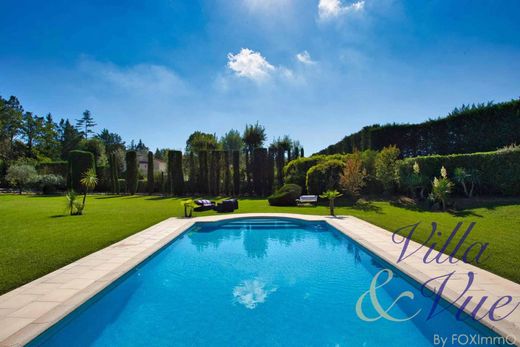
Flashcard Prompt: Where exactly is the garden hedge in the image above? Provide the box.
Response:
[267,183,302,206]
[320,98,520,157]
[37,161,68,177]
[68,150,95,192]
[399,148,520,195]
[125,151,138,195]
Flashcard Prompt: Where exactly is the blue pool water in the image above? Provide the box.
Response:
[30,218,505,346]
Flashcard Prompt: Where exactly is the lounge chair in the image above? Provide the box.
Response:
[194,199,216,212]
[215,199,239,213]
[296,195,318,206]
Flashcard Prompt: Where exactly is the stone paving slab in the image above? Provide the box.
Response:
[0,213,518,346]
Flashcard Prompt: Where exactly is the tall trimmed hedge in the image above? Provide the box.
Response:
[223,151,231,195]
[266,148,275,196]
[147,151,154,194]
[125,151,138,195]
[399,149,520,195]
[276,148,285,187]
[320,99,520,157]
[211,151,221,196]
[232,150,240,195]
[198,151,209,194]
[172,150,184,195]
[68,150,95,192]
[109,152,120,194]
[37,161,68,177]
[252,148,268,196]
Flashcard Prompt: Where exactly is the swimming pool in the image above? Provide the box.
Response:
[29,218,505,346]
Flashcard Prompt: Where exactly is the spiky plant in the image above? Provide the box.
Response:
[79,168,98,214]
[319,190,343,216]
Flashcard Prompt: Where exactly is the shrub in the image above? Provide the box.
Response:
[339,153,367,199]
[306,159,345,195]
[429,166,454,211]
[400,161,428,198]
[35,174,66,194]
[125,151,138,195]
[6,164,37,194]
[36,161,68,177]
[453,167,480,197]
[68,150,95,192]
[267,183,302,206]
[375,145,400,193]
[117,178,126,193]
[398,148,520,195]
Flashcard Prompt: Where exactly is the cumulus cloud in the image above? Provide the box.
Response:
[296,51,316,65]
[233,279,277,309]
[227,48,275,81]
[318,0,365,20]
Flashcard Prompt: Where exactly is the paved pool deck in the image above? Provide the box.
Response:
[0,213,519,346]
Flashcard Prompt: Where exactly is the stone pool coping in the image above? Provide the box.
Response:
[0,213,519,346]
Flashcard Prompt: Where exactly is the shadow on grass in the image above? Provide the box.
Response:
[50,214,68,218]
[351,201,383,214]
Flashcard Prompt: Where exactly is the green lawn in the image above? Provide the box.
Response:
[1,194,519,294]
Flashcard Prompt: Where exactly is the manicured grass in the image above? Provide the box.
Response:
[0,194,519,294]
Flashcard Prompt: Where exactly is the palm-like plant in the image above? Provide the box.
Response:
[319,190,343,216]
[65,190,78,215]
[454,167,479,197]
[79,168,98,214]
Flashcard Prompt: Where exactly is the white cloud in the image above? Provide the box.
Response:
[227,48,275,81]
[233,279,277,309]
[318,0,365,20]
[296,51,316,65]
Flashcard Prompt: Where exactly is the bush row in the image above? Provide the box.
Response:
[399,148,520,195]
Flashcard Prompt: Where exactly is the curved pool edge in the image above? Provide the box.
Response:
[0,213,518,346]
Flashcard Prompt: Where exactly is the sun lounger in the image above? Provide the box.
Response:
[194,199,216,212]
[296,195,318,206]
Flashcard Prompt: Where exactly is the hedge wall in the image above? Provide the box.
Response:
[399,149,520,195]
[68,150,95,192]
[319,98,520,157]
[37,161,68,177]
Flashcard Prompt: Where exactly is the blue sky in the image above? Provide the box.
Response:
[1,0,519,153]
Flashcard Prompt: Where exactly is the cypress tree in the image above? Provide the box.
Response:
[68,150,95,192]
[224,151,231,195]
[125,150,138,195]
[167,150,174,195]
[252,148,267,196]
[232,150,240,196]
[172,150,184,195]
[198,151,209,194]
[266,148,275,195]
[188,152,196,194]
[276,148,285,187]
[147,151,154,194]
[300,147,304,158]
[214,151,221,196]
